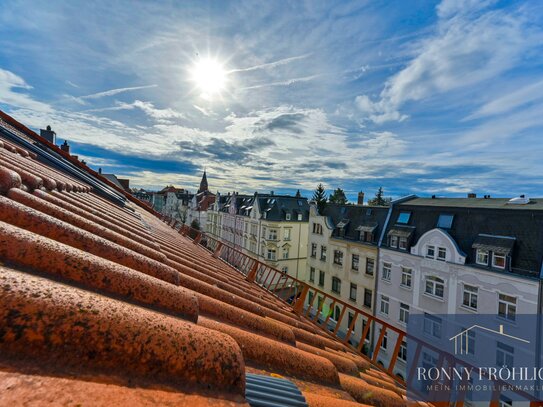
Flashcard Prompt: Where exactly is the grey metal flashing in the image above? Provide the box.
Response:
[0,125,126,206]
[246,373,307,407]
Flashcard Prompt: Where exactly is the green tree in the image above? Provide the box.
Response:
[312,183,327,215]
[367,187,391,206]
[329,188,348,204]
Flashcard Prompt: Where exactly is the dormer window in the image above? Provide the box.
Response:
[390,235,399,248]
[476,249,489,265]
[387,226,414,250]
[356,223,377,243]
[399,237,408,250]
[426,245,435,258]
[492,253,506,269]
[286,213,291,221]
[437,247,446,261]
[297,213,302,221]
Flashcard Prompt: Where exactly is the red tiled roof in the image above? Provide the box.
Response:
[0,111,410,406]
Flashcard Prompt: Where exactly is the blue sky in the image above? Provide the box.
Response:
[1,0,543,200]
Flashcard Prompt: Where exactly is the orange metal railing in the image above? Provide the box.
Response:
[174,221,542,407]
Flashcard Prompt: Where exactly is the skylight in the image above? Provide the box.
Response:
[397,212,411,224]
[437,214,454,229]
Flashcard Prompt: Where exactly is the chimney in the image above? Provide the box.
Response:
[357,191,364,205]
[40,125,56,144]
[270,191,274,196]
[467,193,477,198]
[98,168,102,174]
[60,140,70,154]
[119,178,130,191]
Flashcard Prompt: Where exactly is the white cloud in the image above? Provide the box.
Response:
[0,68,51,112]
[355,0,540,124]
[71,85,158,105]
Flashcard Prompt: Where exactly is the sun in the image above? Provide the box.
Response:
[190,57,227,99]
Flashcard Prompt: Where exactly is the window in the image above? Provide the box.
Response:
[366,258,375,275]
[262,227,267,238]
[351,254,359,271]
[499,396,513,407]
[423,313,442,339]
[382,263,391,282]
[425,276,445,298]
[285,213,291,221]
[312,223,323,234]
[462,285,478,310]
[262,212,267,219]
[401,267,412,288]
[364,289,372,308]
[284,228,291,240]
[281,266,288,273]
[426,245,435,258]
[297,213,302,221]
[309,267,315,283]
[390,235,398,248]
[331,277,341,294]
[380,329,388,350]
[334,306,341,321]
[380,295,389,315]
[498,294,516,321]
[476,249,489,265]
[437,247,446,261]
[267,248,276,261]
[333,250,343,265]
[349,283,357,301]
[318,270,325,287]
[460,328,475,355]
[320,246,327,261]
[310,243,317,257]
[397,212,411,224]
[362,231,373,242]
[282,247,289,259]
[398,340,407,362]
[493,253,506,269]
[399,303,410,324]
[437,214,454,229]
[496,341,514,369]
[399,237,408,250]
[268,229,277,240]
[317,296,323,310]
[347,312,355,330]
[308,291,314,306]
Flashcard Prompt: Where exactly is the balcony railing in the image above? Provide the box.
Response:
[176,222,542,407]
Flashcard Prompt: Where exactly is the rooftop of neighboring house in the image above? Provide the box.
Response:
[320,204,390,245]
[382,196,543,277]
[258,194,310,222]
[1,109,406,406]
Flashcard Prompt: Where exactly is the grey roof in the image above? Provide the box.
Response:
[472,234,516,254]
[388,225,415,238]
[406,197,543,210]
[101,174,124,189]
[322,204,389,245]
[258,195,309,222]
[382,198,543,277]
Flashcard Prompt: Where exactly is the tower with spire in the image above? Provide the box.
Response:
[198,170,208,194]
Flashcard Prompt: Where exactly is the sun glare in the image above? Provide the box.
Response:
[190,57,227,99]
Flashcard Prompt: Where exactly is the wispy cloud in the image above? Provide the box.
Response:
[0,68,51,112]
[241,74,320,90]
[229,53,311,74]
[72,85,158,105]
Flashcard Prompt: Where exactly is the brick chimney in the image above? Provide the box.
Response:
[119,178,130,191]
[60,140,70,154]
[357,191,364,205]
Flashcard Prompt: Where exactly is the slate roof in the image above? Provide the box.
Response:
[383,197,543,277]
[322,204,389,244]
[258,195,310,222]
[0,110,410,406]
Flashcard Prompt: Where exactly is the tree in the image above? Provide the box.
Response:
[329,188,348,204]
[190,219,200,230]
[312,183,327,215]
[367,187,391,206]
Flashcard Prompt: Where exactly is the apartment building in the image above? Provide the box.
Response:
[376,195,543,394]
[304,202,389,348]
[206,192,309,280]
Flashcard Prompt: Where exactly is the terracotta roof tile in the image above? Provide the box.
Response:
[0,110,408,406]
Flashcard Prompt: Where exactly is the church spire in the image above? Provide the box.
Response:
[198,169,208,193]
